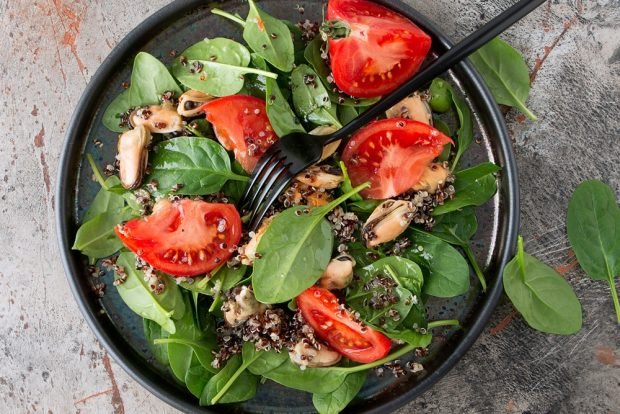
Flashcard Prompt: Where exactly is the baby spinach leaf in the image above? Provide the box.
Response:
[347,199,381,214]
[185,362,214,398]
[304,37,379,107]
[470,37,537,120]
[221,160,249,203]
[114,252,185,334]
[449,86,474,170]
[567,180,620,322]
[338,105,358,126]
[83,176,126,221]
[347,257,424,331]
[433,208,487,291]
[242,0,295,72]
[381,329,432,348]
[347,242,385,268]
[143,319,170,366]
[503,236,582,334]
[403,229,470,298]
[103,52,182,133]
[252,183,369,304]
[147,137,248,195]
[433,162,501,216]
[291,64,332,119]
[339,161,362,202]
[171,37,277,97]
[72,209,133,262]
[312,371,367,414]
[253,54,305,136]
[201,354,259,405]
[261,359,348,394]
[242,342,289,375]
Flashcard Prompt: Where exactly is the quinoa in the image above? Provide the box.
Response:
[327,207,360,243]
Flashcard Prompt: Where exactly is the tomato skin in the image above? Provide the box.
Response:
[297,286,392,363]
[203,95,278,173]
[115,199,242,277]
[327,0,432,98]
[342,119,453,199]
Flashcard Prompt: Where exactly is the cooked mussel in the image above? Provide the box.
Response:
[130,102,184,133]
[117,124,152,190]
[362,200,416,247]
[385,92,433,126]
[177,90,213,117]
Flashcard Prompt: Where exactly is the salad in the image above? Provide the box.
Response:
[73,0,501,412]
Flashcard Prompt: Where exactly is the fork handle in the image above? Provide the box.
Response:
[324,0,545,145]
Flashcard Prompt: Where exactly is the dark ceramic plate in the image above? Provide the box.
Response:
[56,0,519,412]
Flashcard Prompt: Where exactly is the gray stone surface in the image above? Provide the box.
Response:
[0,0,618,413]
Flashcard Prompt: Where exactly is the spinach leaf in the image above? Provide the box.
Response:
[241,342,289,375]
[347,242,385,268]
[291,64,333,121]
[261,359,348,394]
[72,209,133,262]
[283,20,307,65]
[567,180,620,322]
[171,37,277,97]
[103,52,182,133]
[114,252,185,334]
[304,37,379,107]
[253,54,305,136]
[147,137,248,195]
[347,257,423,331]
[470,37,537,120]
[185,362,214,398]
[448,86,474,170]
[242,0,295,72]
[338,105,358,126]
[221,160,249,203]
[201,355,259,405]
[433,162,501,216]
[339,161,362,202]
[381,329,432,348]
[433,208,487,291]
[143,319,169,366]
[403,229,470,298]
[503,236,582,334]
[252,183,369,304]
[347,199,381,214]
[312,371,367,414]
[83,176,126,221]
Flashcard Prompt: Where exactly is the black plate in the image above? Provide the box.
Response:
[56,1,519,412]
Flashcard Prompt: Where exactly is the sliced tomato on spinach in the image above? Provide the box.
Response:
[342,119,453,199]
[297,286,392,363]
[326,0,431,98]
[115,199,242,277]
[203,95,278,173]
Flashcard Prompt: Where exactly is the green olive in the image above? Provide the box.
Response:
[429,78,452,113]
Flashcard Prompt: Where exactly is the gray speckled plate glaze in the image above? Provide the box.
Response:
[56,1,519,412]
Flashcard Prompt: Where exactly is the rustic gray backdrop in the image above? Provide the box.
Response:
[0,0,618,413]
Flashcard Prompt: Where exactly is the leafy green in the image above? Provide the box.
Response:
[261,359,348,394]
[291,64,340,127]
[252,183,369,304]
[201,355,259,405]
[449,87,474,170]
[103,52,182,132]
[338,105,358,126]
[433,162,501,215]
[171,37,277,97]
[83,176,126,222]
[114,252,185,334]
[339,161,362,202]
[312,371,367,414]
[347,242,385,268]
[503,236,582,334]
[347,257,424,331]
[403,229,470,298]
[185,362,214,398]
[221,160,249,203]
[242,342,289,375]
[147,137,248,195]
[72,209,133,262]
[470,37,537,120]
[567,180,620,322]
[241,0,295,72]
[143,319,169,366]
[433,208,487,291]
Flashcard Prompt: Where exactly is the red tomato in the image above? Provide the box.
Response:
[297,286,392,363]
[327,0,432,98]
[115,199,242,277]
[342,119,453,199]
[203,95,278,173]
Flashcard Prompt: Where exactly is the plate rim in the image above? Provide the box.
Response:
[55,0,519,412]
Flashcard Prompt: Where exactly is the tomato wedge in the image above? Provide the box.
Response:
[342,119,453,199]
[297,286,392,363]
[203,95,278,173]
[327,0,431,98]
[115,199,242,277]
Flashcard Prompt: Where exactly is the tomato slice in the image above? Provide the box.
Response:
[115,199,242,277]
[203,95,278,173]
[297,286,392,363]
[327,0,432,98]
[342,119,453,199]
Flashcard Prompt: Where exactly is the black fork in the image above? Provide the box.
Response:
[239,0,546,231]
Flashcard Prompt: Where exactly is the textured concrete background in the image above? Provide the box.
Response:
[1,0,619,413]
